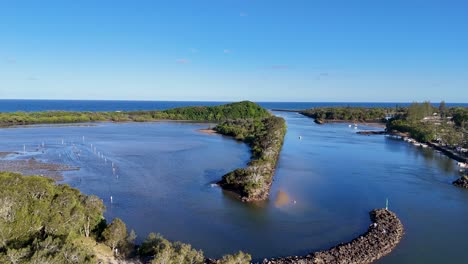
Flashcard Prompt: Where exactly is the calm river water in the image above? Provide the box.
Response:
[0,112,467,263]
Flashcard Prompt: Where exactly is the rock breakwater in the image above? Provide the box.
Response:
[263,209,404,264]
[453,176,468,189]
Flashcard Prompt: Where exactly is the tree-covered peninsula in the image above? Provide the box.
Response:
[215,116,287,201]
[0,172,252,264]
[0,101,270,126]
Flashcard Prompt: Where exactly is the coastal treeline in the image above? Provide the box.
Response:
[300,102,467,148]
[387,102,467,147]
[215,116,287,201]
[0,172,251,264]
[300,107,395,124]
[0,101,270,126]
[0,172,103,263]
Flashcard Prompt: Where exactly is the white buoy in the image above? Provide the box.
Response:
[110,196,113,204]
[299,136,302,140]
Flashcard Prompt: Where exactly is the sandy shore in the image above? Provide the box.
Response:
[197,128,219,134]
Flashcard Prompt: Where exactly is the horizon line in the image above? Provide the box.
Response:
[0,99,465,104]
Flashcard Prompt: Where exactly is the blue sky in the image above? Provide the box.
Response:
[0,0,467,102]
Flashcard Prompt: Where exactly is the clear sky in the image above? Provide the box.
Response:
[1,0,467,102]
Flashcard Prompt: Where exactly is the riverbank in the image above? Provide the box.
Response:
[263,209,404,264]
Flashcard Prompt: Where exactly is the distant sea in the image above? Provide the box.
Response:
[0,99,466,112]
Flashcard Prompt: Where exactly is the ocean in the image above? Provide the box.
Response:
[0,99,466,112]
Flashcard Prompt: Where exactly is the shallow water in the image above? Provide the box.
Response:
[0,114,467,262]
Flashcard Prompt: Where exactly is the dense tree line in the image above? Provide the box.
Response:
[300,107,395,123]
[387,102,467,147]
[0,101,270,126]
[215,116,287,201]
[0,172,252,263]
[0,172,103,263]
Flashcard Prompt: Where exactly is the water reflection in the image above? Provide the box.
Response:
[384,137,456,174]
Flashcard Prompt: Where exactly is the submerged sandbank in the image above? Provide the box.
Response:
[0,156,78,180]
